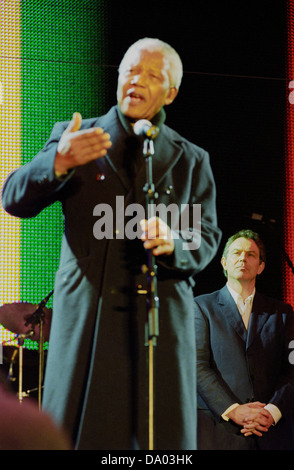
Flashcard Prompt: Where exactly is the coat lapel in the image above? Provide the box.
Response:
[133,126,184,205]
[218,286,247,343]
[94,106,134,192]
[246,292,270,349]
[217,287,270,347]
[96,107,184,204]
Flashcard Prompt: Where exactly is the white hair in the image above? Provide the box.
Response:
[118,37,183,89]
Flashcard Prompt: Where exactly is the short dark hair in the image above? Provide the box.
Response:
[222,229,266,278]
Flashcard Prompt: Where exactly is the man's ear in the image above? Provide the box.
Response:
[221,256,227,271]
[165,87,178,106]
[257,261,265,276]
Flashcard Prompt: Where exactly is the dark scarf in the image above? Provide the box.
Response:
[116,106,166,182]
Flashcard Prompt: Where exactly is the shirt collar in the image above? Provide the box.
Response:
[226,283,255,305]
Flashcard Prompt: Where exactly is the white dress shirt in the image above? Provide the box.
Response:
[226,283,255,329]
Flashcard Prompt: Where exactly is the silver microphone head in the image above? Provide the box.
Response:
[133,119,159,139]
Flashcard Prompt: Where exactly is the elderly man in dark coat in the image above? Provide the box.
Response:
[2,38,221,450]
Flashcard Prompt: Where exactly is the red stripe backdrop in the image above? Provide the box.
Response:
[284,0,294,307]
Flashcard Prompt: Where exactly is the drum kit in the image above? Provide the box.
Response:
[0,291,53,409]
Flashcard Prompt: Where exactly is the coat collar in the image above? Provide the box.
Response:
[247,292,270,348]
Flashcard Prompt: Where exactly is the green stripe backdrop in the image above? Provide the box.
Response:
[1,0,109,349]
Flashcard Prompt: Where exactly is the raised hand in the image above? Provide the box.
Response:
[54,112,112,175]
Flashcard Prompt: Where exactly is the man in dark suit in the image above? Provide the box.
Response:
[2,38,221,449]
[194,229,294,450]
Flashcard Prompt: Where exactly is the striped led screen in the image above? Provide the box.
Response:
[284,0,294,308]
[0,0,108,350]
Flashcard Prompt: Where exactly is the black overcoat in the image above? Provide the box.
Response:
[2,106,221,449]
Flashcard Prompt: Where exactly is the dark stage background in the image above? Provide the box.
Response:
[105,1,288,299]
[0,1,290,348]
[0,0,292,415]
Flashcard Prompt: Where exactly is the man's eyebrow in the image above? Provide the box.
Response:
[231,248,258,254]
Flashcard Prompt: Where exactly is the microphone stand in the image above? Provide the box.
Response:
[142,137,159,450]
[24,290,53,409]
[17,329,35,403]
[17,333,26,403]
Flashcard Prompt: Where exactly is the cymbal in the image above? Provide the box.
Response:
[0,302,52,342]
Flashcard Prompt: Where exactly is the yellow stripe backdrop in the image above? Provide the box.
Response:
[0,1,21,343]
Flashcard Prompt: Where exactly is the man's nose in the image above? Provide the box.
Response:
[131,73,145,86]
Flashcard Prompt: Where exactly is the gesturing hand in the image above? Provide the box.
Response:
[54,112,112,175]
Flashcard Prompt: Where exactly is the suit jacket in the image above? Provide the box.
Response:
[194,285,294,450]
[2,105,221,450]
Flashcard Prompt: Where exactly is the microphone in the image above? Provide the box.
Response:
[24,290,54,327]
[133,119,159,139]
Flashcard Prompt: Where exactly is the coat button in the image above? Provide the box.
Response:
[96,173,105,181]
[165,185,173,194]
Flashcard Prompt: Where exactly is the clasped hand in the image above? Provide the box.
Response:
[227,402,274,437]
